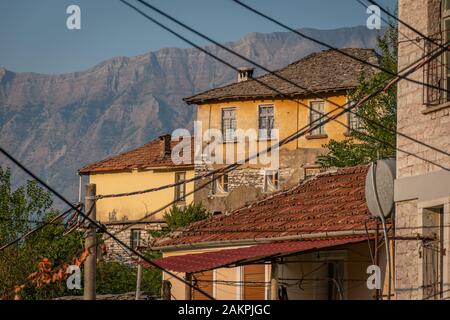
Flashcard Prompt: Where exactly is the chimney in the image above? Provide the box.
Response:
[159,134,171,157]
[237,67,254,82]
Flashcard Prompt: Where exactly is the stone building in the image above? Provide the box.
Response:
[184,48,378,213]
[395,0,450,300]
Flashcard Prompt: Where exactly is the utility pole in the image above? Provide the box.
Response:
[185,273,192,300]
[84,183,97,300]
[135,258,142,300]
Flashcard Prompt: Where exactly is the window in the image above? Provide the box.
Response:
[174,172,186,202]
[422,206,444,299]
[264,170,279,192]
[442,2,450,101]
[348,111,362,131]
[243,264,266,300]
[211,173,228,195]
[108,210,117,222]
[258,105,275,140]
[327,262,345,300]
[309,101,326,136]
[222,108,236,142]
[192,270,214,300]
[130,229,141,250]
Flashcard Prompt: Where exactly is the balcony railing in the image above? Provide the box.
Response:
[423,31,448,106]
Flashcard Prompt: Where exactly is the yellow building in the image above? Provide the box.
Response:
[78,134,194,257]
[184,48,378,213]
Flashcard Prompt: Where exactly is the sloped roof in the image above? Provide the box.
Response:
[184,48,378,105]
[79,136,194,174]
[147,237,369,273]
[154,165,376,248]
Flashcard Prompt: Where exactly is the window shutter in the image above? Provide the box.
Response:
[243,264,266,300]
[192,270,214,300]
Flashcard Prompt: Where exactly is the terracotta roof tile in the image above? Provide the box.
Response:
[184,48,379,105]
[79,135,194,174]
[154,165,376,247]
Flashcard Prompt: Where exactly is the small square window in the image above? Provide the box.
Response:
[212,173,229,195]
[264,170,279,192]
[130,229,141,250]
[174,172,186,202]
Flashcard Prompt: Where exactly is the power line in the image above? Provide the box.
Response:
[71,1,448,258]
[367,0,449,52]
[134,0,450,159]
[81,0,448,268]
[0,204,82,252]
[94,0,449,203]
[0,146,215,300]
[230,0,449,94]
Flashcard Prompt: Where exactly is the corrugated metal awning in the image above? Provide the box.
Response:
[145,237,368,273]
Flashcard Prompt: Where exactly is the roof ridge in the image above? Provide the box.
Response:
[183,48,379,105]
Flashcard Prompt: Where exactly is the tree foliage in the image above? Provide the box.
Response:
[318,24,398,167]
[0,167,162,299]
[152,202,210,238]
[0,167,84,299]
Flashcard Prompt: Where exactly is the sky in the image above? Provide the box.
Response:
[0,0,396,74]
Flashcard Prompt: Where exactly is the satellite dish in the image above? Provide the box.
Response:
[365,158,396,218]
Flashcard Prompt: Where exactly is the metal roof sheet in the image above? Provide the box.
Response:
[146,237,368,273]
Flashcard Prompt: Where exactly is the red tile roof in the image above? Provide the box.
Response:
[147,237,369,273]
[154,165,376,248]
[79,135,194,174]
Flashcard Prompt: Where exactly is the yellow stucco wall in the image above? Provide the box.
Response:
[88,167,195,222]
[196,95,350,153]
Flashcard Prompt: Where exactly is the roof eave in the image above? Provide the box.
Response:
[152,228,377,252]
[183,87,356,105]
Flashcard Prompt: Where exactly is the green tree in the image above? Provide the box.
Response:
[0,167,164,299]
[318,24,398,167]
[152,202,210,238]
[0,167,84,299]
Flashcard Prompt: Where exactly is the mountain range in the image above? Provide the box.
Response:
[0,26,382,207]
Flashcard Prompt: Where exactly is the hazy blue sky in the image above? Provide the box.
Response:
[0,0,395,74]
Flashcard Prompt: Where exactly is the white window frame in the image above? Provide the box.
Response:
[221,107,237,143]
[309,101,326,136]
[174,171,186,202]
[130,229,141,250]
[211,173,229,195]
[258,104,275,140]
[264,170,279,193]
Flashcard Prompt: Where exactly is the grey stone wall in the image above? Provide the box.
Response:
[396,0,450,300]
[103,222,163,263]
[194,147,326,213]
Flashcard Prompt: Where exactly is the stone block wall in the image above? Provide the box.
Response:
[194,147,326,213]
[396,0,450,300]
